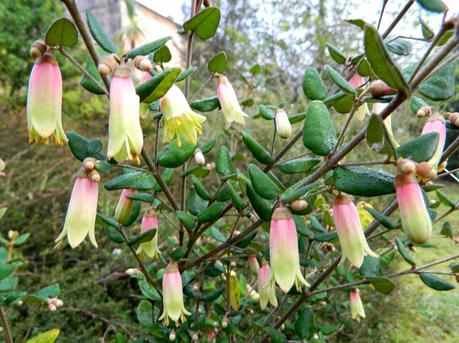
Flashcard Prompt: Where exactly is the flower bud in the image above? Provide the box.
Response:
[55,299,64,308]
[159,263,191,326]
[416,162,437,181]
[191,333,199,341]
[349,288,365,321]
[421,114,446,169]
[139,58,152,71]
[222,315,229,328]
[136,210,160,259]
[83,157,96,171]
[416,105,433,118]
[160,85,206,146]
[125,268,142,276]
[269,207,309,292]
[88,170,101,183]
[290,199,308,212]
[8,230,19,240]
[169,330,176,341]
[332,194,378,268]
[48,304,57,312]
[369,80,397,97]
[275,109,292,139]
[55,176,99,248]
[0,158,5,172]
[30,40,47,59]
[97,63,111,76]
[203,0,211,7]
[206,162,215,170]
[348,74,365,88]
[258,261,277,309]
[395,172,432,244]
[397,159,416,175]
[194,149,206,166]
[27,54,67,145]
[108,65,143,164]
[114,189,136,224]
[248,255,259,276]
[217,75,249,126]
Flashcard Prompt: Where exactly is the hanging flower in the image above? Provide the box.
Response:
[55,174,99,248]
[136,210,160,259]
[217,75,249,126]
[114,189,136,224]
[395,170,432,244]
[332,194,378,268]
[160,85,206,146]
[349,288,366,321]
[159,262,191,326]
[421,114,446,169]
[275,109,292,139]
[248,255,260,276]
[372,103,399,147]
[27,54,67,145]
[258,261,277,310]
[108,65,143,164]
[269,206,309,292]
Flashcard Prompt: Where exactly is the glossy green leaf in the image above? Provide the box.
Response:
[216,146,233,175]
[66,131,104,161]
[158,139,196,168]
[248,164,279,200]
[288,112,306,124]
[26,329,60,343]
[418,61,456,101]
[86,10,117,53]
[259,105,275,120]
[324,91,355,114]
[280,179,323,203]
[364,206,398,229]
[333,167,395,196]
[176,66,197,82]
[324,65,356,94]
[326,43,346,64]
[153,45,172,63]
[395,237,416,267]
[303,101,337,155]
[128,229,156,246]
[278,157,320,174]
[198,202,226,223]
[171,247,186,261]
[183,7,221,40]
[367,277,395,294]
[138,278,161,301]
[208,51,227,73]
[357,58,377,79]
[364,24,410,94]
[187,188,208,216]
[246,183,272,221]
[136,67,181,103]
[190,96,220,112]
[295,307,314,339]
[36,284,61,302]
[386,38,412,56]
[80,56,106,95]
[126,37,171,58]
[241,131,273,164]
[302,67,328,100]
[136,300,153,327]
[449,262,459,273]
[192,175,210,200]
[200,139,217,154]
[416,0,447,13]
[410,96,428,114]
[419,272,455,291]
[420,17,434,40]
[396,132,439,162]
[175,211,196,231]
[436,190,455,208]
[104,172,157,191]
[180,166,210,178]
[45,18,78,47]
[366,114,397,158]
[359,256,382,277]
[313,231,338,242]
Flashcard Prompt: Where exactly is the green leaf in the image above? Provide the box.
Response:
[0,208,7,221]
[410,96,428,114]
[324,65,356,94]
[416,0,448,13]
[303,101,337,156]
[171,247,186,261]
[278,157,320,174]
[200,139,217,154]
[386,38,412,56]
[420,17,434,40]
[264,327,287,343]
[187,188,208,216]
[324,91,355,114]
[0,262,15,281]
[333,167,395,196]
[357,58,377,78]
[364,24,410,94]
[259,105,275,120]
[440,221,453,238]
[397,132,439,162]
[190,96,220,112]
[126,37,171,58]
[86,10,117,53]
[208,51,227,73]
[345,18,366,29]
[396,238,415,266]
[366,114,397,158]
[180,166,210,178]
[175,211,196,231]
[419,272,455,291]
[418,61,456,101]
[66,131,105,161]
[136,67,181,103]
[138,278,161,301]
[95,160,112,173]
[367,277,395,294]
[136,300,153,327]
[104,172,157,191]
[241,131,273,164]
[364,206,398,229]
[198,202,226,223]
[191,175,210,200]
[295,307,314,339]
[201,287,225,302]
[13,233,30,247]
[210,227,227,242]
[280,179,324,203]
[183,7,221,40]
[437,30,454,46]
[36,284,61,302]
[246,183,272,221]
[436,190,455,208]
[105,226,124,244]
[158,139,196,168]
[216,146,234,175]
[302,67,328,100]
[288,112,306,124]
[97,213,121,229]
[359,256,382,277]
[45,18,78,48]
[248,164,279,200]
[125,193,155,204]
[153,45,171,63]
[449,262,459,273]
[128,229,156,246]
[326,43,346,64]
[176,66,197,82]
[313,231,338,242]
[80,56,106,95]
[26,329,60,343]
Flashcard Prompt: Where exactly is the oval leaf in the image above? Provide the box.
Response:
[86,10,118,53]
[45,18,78,48]
[333,167,395,196]
[183,7,221,40]
[303,101,337,156]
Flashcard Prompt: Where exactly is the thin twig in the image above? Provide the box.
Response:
[0,307,13,343]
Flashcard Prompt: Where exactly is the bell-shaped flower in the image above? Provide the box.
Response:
[332,194,378,268]
[349,288,366,321]
[372,103,399,147]
[136,210,160,259]
[395,171,432,244]
[217,75,249,126]
[108,65,143,164]
[160,85,206,146]
[421,114,446,169]
[159,262,191,326]
[258,261,277,310]
[55,175,99,248]
[269,206,309,292]
[248,255,260,276]
[114,189,136,224]
[275,109,292,139]
[27,54,67,145]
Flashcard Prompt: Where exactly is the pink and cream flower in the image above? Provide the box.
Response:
[421,114,446,169]
[114,189,136,224]
[258,261,277,310]
[217,75,249,126]
[349,288,366,321]
[136,210,160,259]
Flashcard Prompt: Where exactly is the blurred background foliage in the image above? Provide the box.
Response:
[0,0,458,341]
